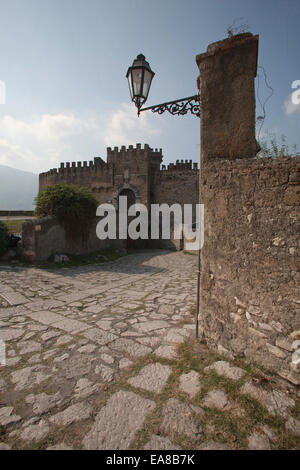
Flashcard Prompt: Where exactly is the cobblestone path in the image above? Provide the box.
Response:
[0,251,299,450]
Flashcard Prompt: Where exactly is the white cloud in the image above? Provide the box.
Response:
[283,93,300,115]
[102,103,162,147]
[0,104,162,174]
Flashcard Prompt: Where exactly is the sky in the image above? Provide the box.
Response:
[0,0,299,174]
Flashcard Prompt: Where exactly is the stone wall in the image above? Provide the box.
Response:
[20,216,124,263]
[196,32,300,385]
[199,156,300,384]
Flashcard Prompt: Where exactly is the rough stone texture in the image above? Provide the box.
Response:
[179,371,200,398]
[128,363,171,393]
[0,443,11,450]
[285,417,300,437]
[195,33,300,384]
[203,390,228,410]
[47,443,73,450]
[49,402,92,426]
[110,338,152,357]
[154,345,177,360]
[0,406,21,426]
[247,431,271,450]
[240,382,295,418]
[144,435,180,450]
[95,364,114,382]
[20,420,50,442]
[199,154,300,382]
[198,441,231,450]
[204,361,246,381]
[82,390,156,449]
[25,392,61,415]
[196,33,259,162]
[10,366,50,391]
[160,398,203,442]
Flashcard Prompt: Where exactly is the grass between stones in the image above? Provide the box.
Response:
[3,322,299,450]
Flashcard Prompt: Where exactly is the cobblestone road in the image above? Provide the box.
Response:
[0,250,299,450]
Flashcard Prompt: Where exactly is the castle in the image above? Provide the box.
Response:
[39,143,199,215]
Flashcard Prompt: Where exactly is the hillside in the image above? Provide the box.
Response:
[0,164,38,210]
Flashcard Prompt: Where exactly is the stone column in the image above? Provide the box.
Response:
[196,33,259,163]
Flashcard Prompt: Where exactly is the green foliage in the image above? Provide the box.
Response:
[258,133,299,158]
[35,183,98,240]
[0,221,10,257]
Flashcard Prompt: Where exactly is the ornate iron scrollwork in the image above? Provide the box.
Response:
[139,94,200,118]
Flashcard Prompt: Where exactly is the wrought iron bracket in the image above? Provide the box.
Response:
[138,94,200,117]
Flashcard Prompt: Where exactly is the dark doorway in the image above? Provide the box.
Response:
[118,188,140,250]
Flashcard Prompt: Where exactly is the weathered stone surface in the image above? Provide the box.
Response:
[100,353,114,364]
[285,417,300,437]
[50,402,92,426]
[110,338,152,357]
[74,378,99,399]
[0,443,11,450]
[78,343,97,354]
[179,371,200,398]
[204,361,246,381]
[82,328,118,345]
[20,419,49,442]
[247,431,270,450]
[65,355,92,379]
[128,363,171,393]
[198,441,231,450]
[25,392,61,415]
[95,364,114,382]
[0,406,21,426]
[47,443,73,450]
[137,336,161,348]
[160,398,203,441]
[119,358,133,369]
[203,390,228,410]
[144,435,180,450]
[134,320,169,333]
[25,311,64,325]
[0,292,28,306]
[11,366,50,391]
[54,318,90,333]
[0,328,24,341]
[18,340,41,355]
[154,345,177,360]
[82,390,156,449]
[163,329,187,344]
[240,382,295,418]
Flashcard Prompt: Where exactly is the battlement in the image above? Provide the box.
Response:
[106,143,162,155]
[161,160,198,172]
[40,156,109,178]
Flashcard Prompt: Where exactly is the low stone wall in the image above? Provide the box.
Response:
[199,156,300,384]
[20,216,125,263]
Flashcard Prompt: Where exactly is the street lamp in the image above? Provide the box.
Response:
[126,54,200,118]
[126,54,155,116]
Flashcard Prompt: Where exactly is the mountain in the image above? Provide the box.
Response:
[0,165,39,210]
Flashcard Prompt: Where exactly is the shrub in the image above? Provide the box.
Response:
[0,221,10,257]
[35,184,99,240]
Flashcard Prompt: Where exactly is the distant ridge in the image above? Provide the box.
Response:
[0,164,38,210]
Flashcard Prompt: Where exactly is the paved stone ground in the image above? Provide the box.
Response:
[0,250,299,450]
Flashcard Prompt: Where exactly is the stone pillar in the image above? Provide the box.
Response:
[196,33,259,163]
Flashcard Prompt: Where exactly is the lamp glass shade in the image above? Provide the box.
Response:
[126,54,155,110]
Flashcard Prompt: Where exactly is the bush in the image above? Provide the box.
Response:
[0,221,10,257]
[35,184,99,240]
